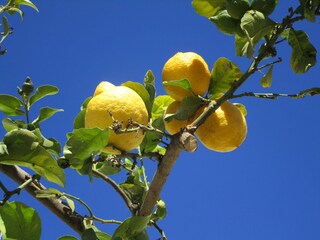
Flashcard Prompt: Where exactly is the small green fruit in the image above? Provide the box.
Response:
[210,10,240,35]
[226,0,250,20]
[251,0,277,16]
[22,77,34,96]
[3,129,39,155]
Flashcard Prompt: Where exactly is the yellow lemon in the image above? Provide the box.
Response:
[85,84,148,154]
[93,81,116,96]
[162,52,211,101]
[195,101,247,152]
[164,101,191,135]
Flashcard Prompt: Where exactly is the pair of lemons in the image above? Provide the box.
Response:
[85,52,247,154]
[163,52,247,153]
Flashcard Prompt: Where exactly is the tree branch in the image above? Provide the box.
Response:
[0,165,85,235]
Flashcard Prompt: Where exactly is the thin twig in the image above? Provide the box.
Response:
[62,193,122,225]
[0,174,40,205]
[91,169,138,213]
[257,57,282,71]
[232,87,320,100]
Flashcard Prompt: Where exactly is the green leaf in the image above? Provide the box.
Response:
[13,0,39,12]
[122,81,152,117]
[0,201,41,240]
[29,85,59,107]
[151,200,167,222]
[288,29,317,74]
[74,97,92,129]
[2,118,25,132]
[163,79,193,93]
[0,215,6,239]
[300,0,320,22]
[35,188,61,198]
[165,96,202,122]
[209,57,243,97]
[93,159,121,176]
[209,9,240,35]
[140,117,165,154]
[192,0,225,18]
[32,128,61,156]
[57,236,79,240]
[0,142,8,155]
[151,95,175,120]
[120,183,145,204]
[233,103,247,116]
[7,7,24,19]
[0,16,10,44]
[260,65,273,88]
[112,215,151,240]
[1,129,65,187]
[298,87,320,97]
[239,10,276,58]
[144,69,155,86]
[61,196,75,213]
[32,107,63,125]
[64,128,109,169]
[0,94,24,116]
[81,228,111,240]
[235,34,254,58]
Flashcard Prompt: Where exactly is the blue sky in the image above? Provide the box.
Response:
[1,1,320,239]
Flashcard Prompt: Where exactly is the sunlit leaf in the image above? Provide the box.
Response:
[93,159,121,176]
[122,81,152,117]
[112,215,151,240]
[209,57,243,98]
[35,188,61,198]
[165,96,202,122]
[163,79,193,92]
[260,65,273,88]
[2,118,25,132]
[73,97,92,129]
[0,94,24,116]
[29,85,59,106]
[32,107,63,125]
[238,10,275,58]
[7,7,24,19]
[1,129,65,186]
[233,103,247,116]
[0,201,41,240]
[57,236,78,240]
[192,0,224,18]
[64,128,109,169]
[151,200,167,222]
[151,95,175,120]
[140,117,165,154]
[288,29,317,74]
[0,16,10,44]
[13,0,39,12]
[61,196,75,213]
[235,34,254,58]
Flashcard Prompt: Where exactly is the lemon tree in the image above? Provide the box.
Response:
[0,1,319,240]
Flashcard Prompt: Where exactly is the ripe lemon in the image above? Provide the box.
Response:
[85,84,148,154]
[195,101,247,152]
[93,81,115,96]
[162,52,211,101]
[164,101,191,135]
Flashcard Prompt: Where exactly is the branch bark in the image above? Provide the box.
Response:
[0,165,85,235]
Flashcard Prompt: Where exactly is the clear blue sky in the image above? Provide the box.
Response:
[1,1,320,239]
